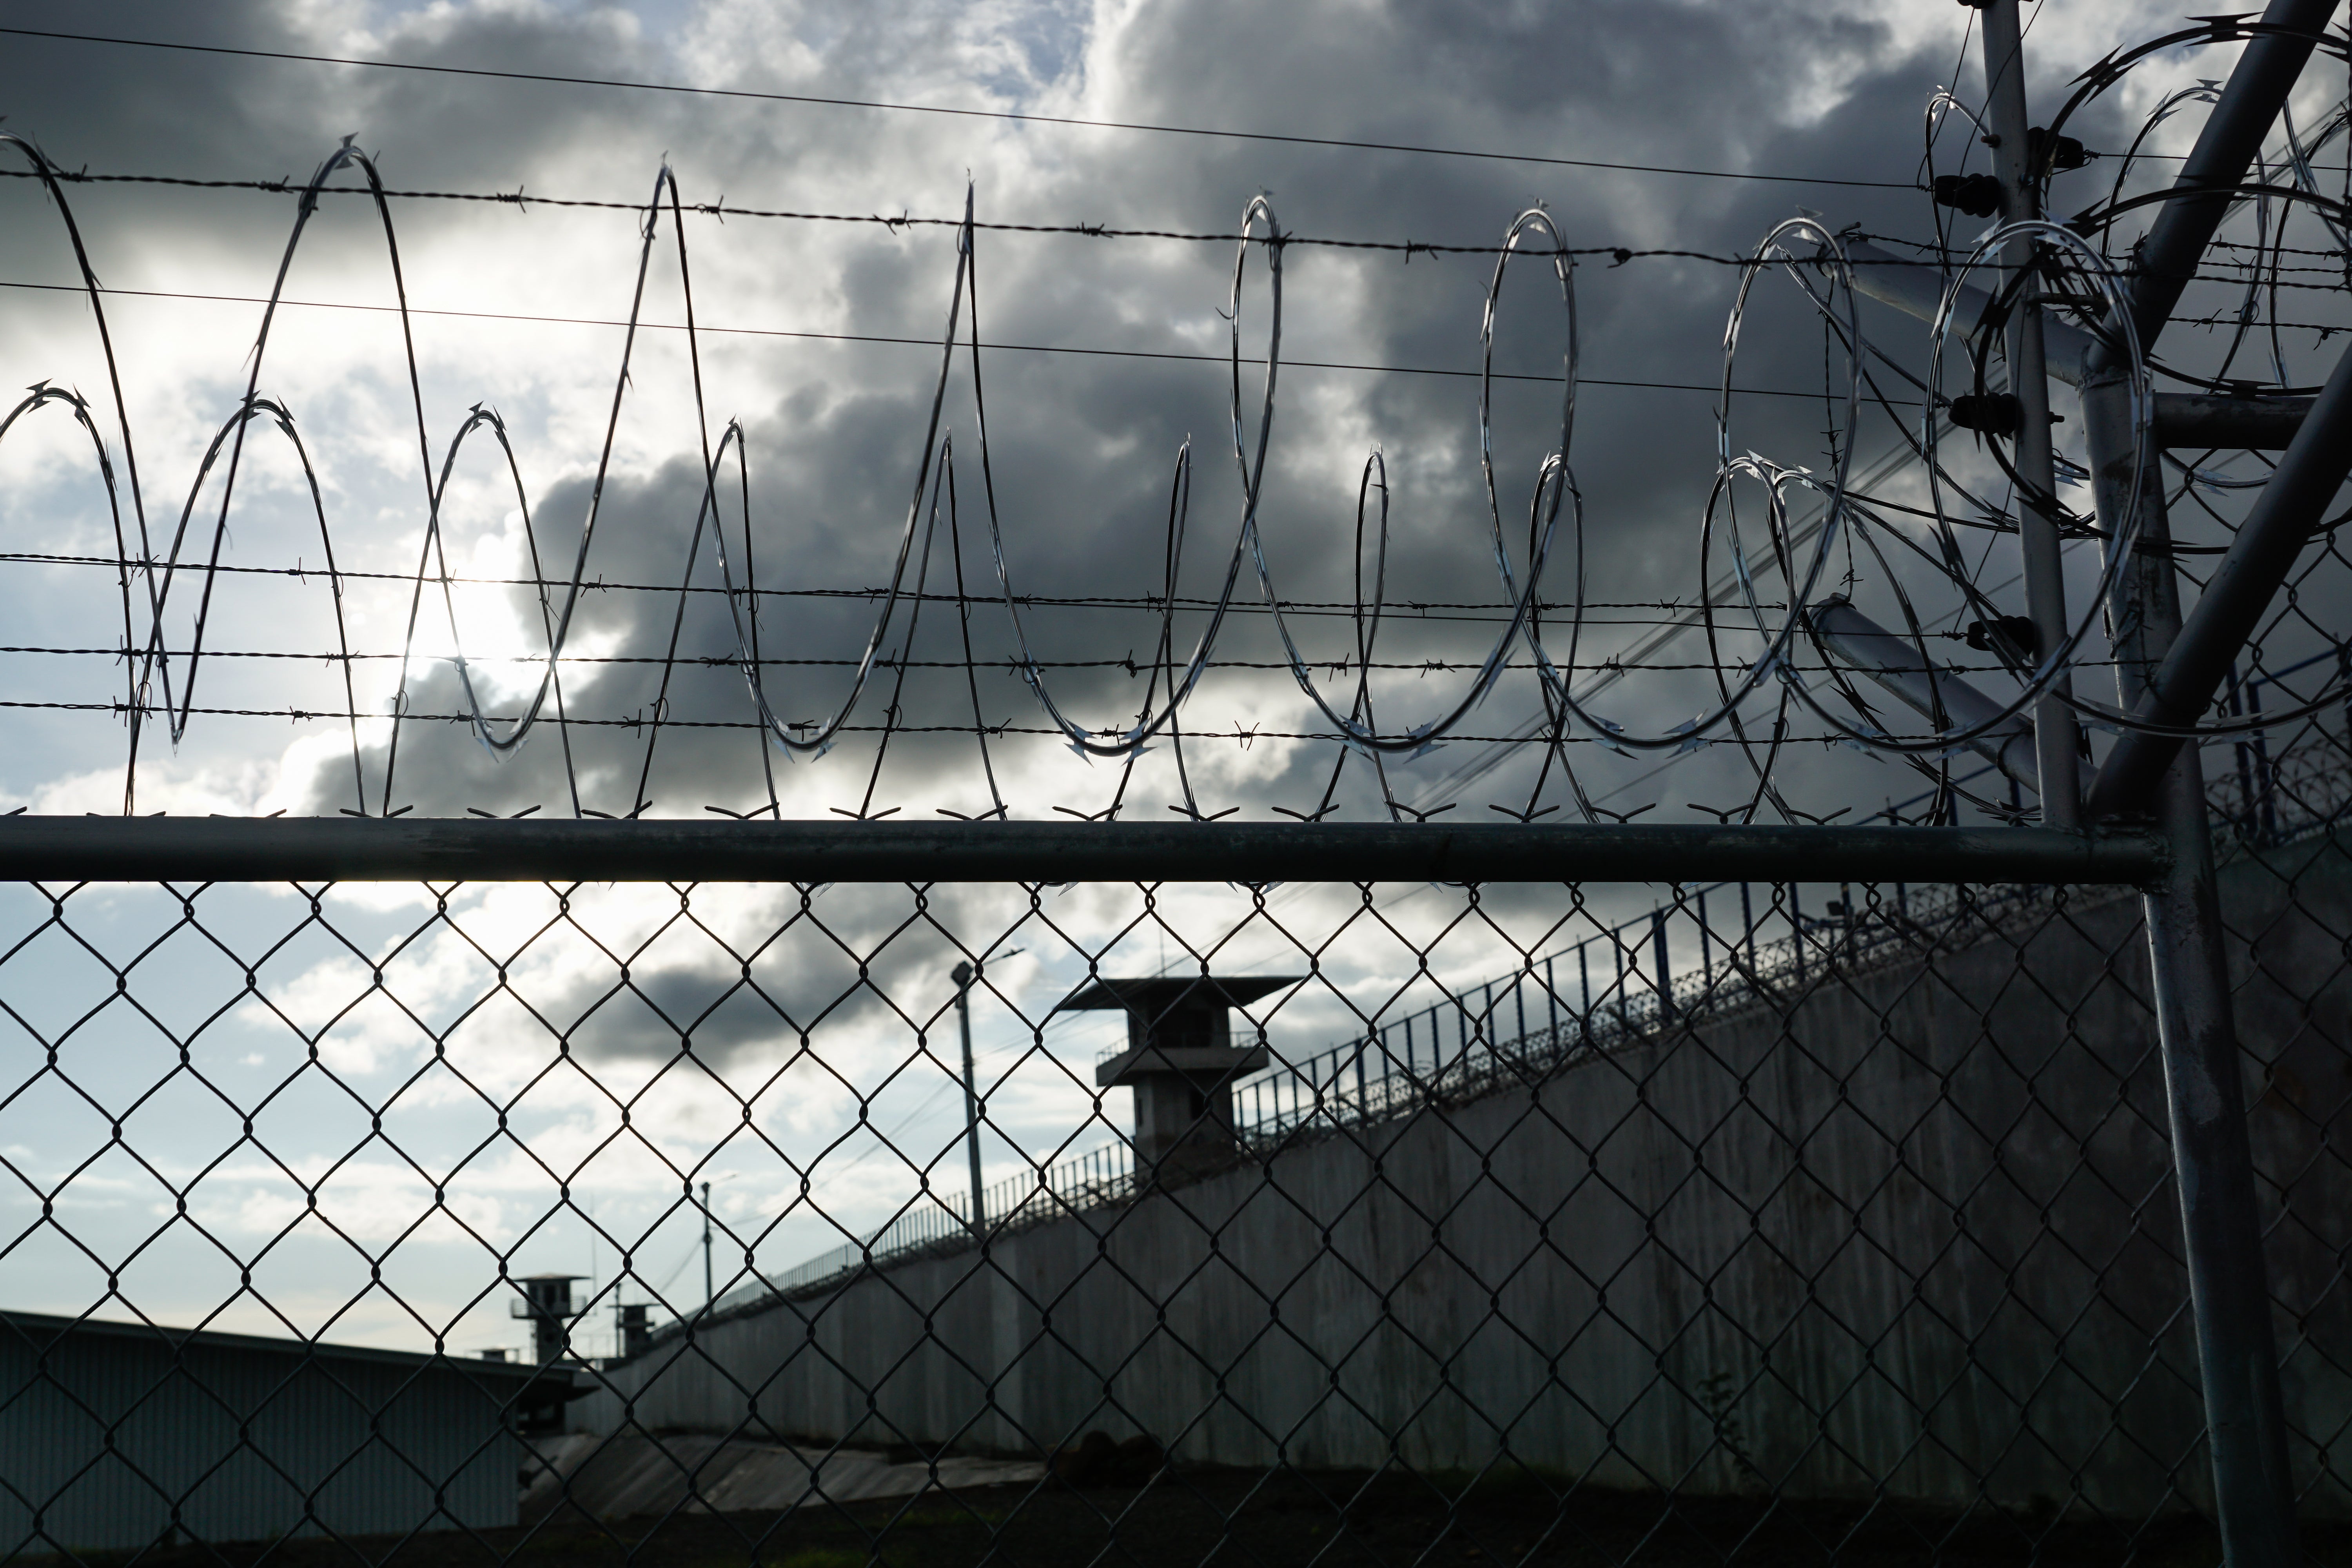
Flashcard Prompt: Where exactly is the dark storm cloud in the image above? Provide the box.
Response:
[0,0,2190,830]
[0,2,667,227]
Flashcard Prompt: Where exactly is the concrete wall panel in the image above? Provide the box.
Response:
[581,840,2352,1522]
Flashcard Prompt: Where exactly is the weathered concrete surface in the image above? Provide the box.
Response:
[578,838,2352,1521]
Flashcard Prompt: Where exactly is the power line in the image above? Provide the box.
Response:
[0,278,1923,405]
[0,25,1920,191]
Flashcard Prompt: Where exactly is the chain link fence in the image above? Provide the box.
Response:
[0,711,2341,1564]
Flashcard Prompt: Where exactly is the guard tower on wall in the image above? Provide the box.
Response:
[1061,975,1298,1184]
[511,1274,581,1367]
[509,1274,586,1435]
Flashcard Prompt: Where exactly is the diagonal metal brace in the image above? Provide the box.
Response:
[2084,338,2352,820]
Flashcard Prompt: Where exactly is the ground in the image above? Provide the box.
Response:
[31,1468,2337,1567]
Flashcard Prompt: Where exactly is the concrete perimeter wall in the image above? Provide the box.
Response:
[580,839,2352,1521]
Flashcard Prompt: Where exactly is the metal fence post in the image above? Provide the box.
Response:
[1696,889,1712,998]
[1980,0,2082,826]
[1545,955,1559,1042]
[2339,644,2352,768]
[2248,672,2276,845]
[1789,884,1804,982]
[2142,738,2296,1566]
[1611,936,1626,1031]
[2068,6,2332,1556]
[1651,910,1673,1023]
[1579,945,1592,1042]
[2229,668,2259,838]
[2086,325,2299,1568]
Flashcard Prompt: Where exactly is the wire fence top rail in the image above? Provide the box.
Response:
[0,817,2169,887]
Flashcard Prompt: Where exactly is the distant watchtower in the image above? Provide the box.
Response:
[511,1274,581,1367]
[1060,976,1297,1183]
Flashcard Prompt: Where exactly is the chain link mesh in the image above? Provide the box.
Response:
[0,715,2342,1565]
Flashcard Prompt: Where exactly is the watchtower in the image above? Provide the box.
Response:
[510,1274,581,1367]
[616,1302,653,1361]
[1060,975,1297,1183]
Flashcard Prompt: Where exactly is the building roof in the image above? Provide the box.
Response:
[1054,975,1301,1015]
[0,1310,540,1379]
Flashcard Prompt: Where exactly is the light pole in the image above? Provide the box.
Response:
[699,1179,713,1316]
[950,961,987,1236]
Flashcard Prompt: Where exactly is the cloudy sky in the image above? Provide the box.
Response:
[0,0,2339,1357]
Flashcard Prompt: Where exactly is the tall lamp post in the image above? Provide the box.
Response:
[949,961,988,1236]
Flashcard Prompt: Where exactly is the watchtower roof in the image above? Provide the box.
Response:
[1055,975,1299,1015]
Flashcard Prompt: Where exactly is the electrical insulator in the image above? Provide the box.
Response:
[1965,615,2041,658]
[2030,127,2093,172]
[1949,393,2024,437]
[1932,173,2004,218]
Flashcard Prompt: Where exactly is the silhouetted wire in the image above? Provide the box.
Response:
[0,554,1806,619]
[0,699,1896,750]
[0,25,1921,189]
[0,279,1912,405]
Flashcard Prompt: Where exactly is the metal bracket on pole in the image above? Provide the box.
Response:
[1845,238,2312,446]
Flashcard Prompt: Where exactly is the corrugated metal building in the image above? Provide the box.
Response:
[0,1311,536,1553]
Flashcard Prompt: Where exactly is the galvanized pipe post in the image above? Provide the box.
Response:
[2074,5,2333,1558]
[1980,0,2081,825]
[2090,379,2295,1562]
